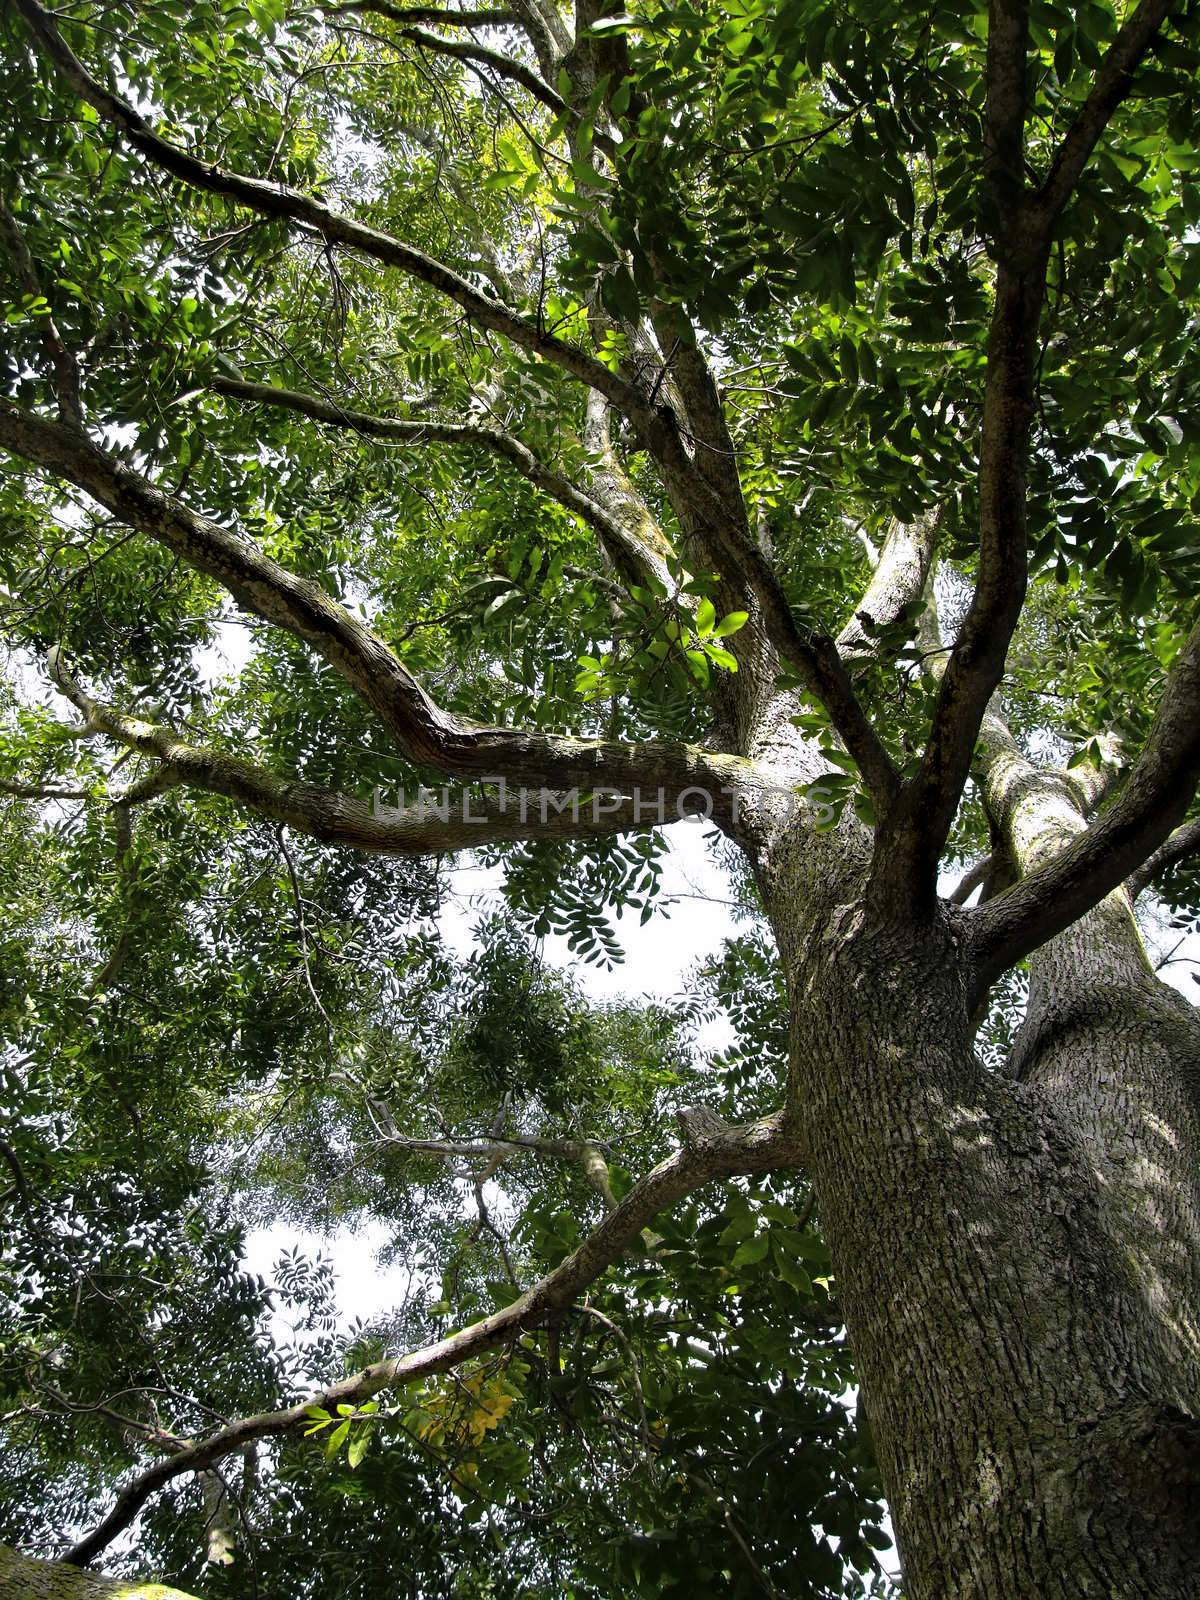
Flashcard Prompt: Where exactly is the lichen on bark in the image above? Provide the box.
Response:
[0,1547,199,1600]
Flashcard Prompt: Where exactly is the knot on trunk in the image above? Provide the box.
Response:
[1074,1400,1200,1550]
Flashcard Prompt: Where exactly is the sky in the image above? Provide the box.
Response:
[243,818,743,1328]
[13,611,1198,1324]
[9,601,1195,1590]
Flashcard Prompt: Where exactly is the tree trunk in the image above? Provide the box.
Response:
[754,741,1200,1596]
[0,1545,199,1600]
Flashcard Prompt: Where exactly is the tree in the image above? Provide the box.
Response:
[0,1543,201,1600]
[2,0,1200,1591]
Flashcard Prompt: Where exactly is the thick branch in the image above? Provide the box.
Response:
[11,0,636,418]
[837,512,940,662]
[0,399,739,801]
[967,618,1200,994]
[209,375,669,585]
[982,0,1031,234]
[0,1545,201,1600]
[878,0,1178,910]
[879,261,1042,908]
[334,2,518,23]
[63,1111,801,1566]
[47,653,725,850]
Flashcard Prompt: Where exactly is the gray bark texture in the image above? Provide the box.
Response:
[747,702,1200,1598]
[4,4,1200,1590]
[0,1546,199,1600]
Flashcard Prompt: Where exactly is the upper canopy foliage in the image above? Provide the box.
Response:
[1,0,1199,1592]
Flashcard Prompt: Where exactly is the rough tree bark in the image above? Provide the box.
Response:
[756,750,1200,1597]
[0,1545,199,1600]
[3,0,1200,1593]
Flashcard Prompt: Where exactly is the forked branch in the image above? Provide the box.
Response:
[11,0,894,806]
[62,1111,802,1567]
[0,398,739,803]
[208,375,671,585]
[10,0,639,420]
[967,618,1200,996]
[883,0,1181,906]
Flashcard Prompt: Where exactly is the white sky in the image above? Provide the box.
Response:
[10,618,1193,1589]
[243,819,742,1326]
[16,614,1193,1327]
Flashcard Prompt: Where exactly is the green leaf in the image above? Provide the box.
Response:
[600,265,641,322]
[732,1231,770,1267]
[712,610,749,638]
[704,644,738,671]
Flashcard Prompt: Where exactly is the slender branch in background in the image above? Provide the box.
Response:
[1127,815,1200,902]
[372,1117,629,1216]
[664,455,899,800]
[0,193,82,424]
[86,801,134,996]
[576,388,675,583]
[575,1304,652,1443]
[837,511,941,663]
[635,394,901,797]
[61,1111,802,1567]
[949,855,997,907]
[718,1490,787,1600]
[332,2,519,24]
[275,825,336,1040]
[374,1113,664,1245]
[647,299,746,518]
[390,24,618,157]
[207,375,671,585]
[378,1128,600,1166]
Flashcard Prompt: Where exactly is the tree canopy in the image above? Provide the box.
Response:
[2,0,1200,1594]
